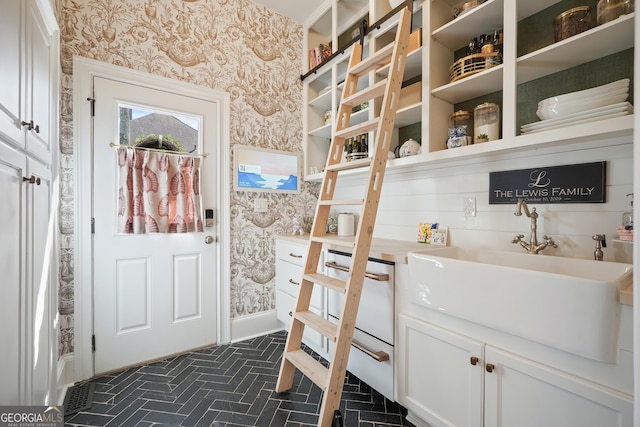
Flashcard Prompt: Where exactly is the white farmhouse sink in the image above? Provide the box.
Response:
[408,247,633,363]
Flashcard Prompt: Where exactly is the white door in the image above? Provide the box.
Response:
[92,76,218,374]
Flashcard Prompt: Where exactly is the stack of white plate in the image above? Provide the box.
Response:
[521,79,632,134]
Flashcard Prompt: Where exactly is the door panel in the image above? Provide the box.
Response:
[174,254,201,321]
[0,1,24,147]
[115,258,151,333]
[92,76,218,374]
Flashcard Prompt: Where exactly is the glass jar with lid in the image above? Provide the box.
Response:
[474,102,500,143]
[447,110,473,148]
[597,0,634,24]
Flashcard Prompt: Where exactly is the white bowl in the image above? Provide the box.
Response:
[537,92,629,120]
[538,86,629,109]
[537,79,629,108]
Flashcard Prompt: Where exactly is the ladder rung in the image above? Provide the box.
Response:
[349,43,395,77]
[341,79,387,107]
[295,310,338,341]
[303,273,347,294]
[310,234,356,248]
[284,349,328,391]
[317,199,364,206]
[325,158,371,172]
[335,118,379,140]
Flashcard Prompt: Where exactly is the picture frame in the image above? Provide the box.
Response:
[233,145,301,194]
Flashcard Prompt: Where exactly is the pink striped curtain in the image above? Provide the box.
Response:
[116,147,203,234]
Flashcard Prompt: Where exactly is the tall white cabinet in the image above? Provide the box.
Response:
[0,0,59,405]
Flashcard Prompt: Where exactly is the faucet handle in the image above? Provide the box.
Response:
[542,235,558,248]
[592,234,606,248]
[511,233,524,244]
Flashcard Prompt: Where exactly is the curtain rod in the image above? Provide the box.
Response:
[109,142,208,158]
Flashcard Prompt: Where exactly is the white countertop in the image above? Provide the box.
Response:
[277,234,448,264]
[276,233,633,306]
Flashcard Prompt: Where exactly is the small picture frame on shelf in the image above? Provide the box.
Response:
[417,222,448,245]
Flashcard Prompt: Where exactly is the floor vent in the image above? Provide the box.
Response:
[63,382,94,416]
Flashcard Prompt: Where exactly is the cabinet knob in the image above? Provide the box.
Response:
[486,363,495,373]
[288,311,292,317]
[21,120,34,130]
[288,278,300,286]
[470,356,479,366]
[34,124,40,134]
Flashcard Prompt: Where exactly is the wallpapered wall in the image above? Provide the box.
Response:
[55,0,319,356]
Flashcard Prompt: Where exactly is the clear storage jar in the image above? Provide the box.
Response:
[447,110,473,147]
[474,103,500,143]
[597,0,634,24]
[553,6,592,42]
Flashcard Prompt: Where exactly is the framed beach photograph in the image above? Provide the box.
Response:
[233,145,301,194]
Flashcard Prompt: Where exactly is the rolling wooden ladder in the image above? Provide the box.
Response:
[275,7,412,427]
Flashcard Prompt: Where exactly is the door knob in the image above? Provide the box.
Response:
[204,235,216,244]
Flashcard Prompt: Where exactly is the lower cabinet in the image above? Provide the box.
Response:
[397,314,633,427]
[0,140,56,404]
[275,238,327,357]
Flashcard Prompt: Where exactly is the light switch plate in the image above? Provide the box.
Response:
[254,198,268,213]
[464,197,476,217]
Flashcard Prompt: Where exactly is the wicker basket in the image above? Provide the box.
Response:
[449,52,499,82]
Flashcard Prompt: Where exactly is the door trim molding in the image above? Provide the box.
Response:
[73,57,231,382]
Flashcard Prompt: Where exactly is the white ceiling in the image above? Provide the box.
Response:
[252,0,318,23]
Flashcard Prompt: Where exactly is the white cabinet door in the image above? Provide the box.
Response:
[397,314,484,427]
[0,0,54,161]
[24,0,53,162]
[484,346,633,427]
[26,158,54,404]
[0,1,25,147]
[0,141,27,404]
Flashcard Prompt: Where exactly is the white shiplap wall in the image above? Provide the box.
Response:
[332,137,634,263]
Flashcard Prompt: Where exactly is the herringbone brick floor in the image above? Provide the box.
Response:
[64,331,414,427]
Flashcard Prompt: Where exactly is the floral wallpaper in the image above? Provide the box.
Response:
[56,0,319,356]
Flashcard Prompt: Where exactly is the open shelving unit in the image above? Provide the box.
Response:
[301,0,634,181]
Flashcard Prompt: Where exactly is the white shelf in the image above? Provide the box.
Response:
[432,64,503,104]
[395,102,422,127]
[309,123,332,138]
[305,115,634,181]
[612,239,633,244]
[309,89,332,110]
[517,13,635,85]
[376,47,423,81]
[432,0,503,51]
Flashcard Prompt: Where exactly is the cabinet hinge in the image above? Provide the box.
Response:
[91,218,95,234]
[92,334,96,352]
[87,97,96,117]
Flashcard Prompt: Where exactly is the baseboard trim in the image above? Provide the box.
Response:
[231,310,283,343]
[405,411,432,427]
[56,353,75,405]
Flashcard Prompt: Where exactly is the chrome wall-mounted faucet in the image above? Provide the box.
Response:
[512,199,557,254]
